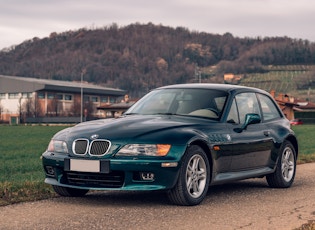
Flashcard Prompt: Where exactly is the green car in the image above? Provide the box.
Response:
[42,84,298,206]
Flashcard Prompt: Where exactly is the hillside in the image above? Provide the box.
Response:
[0,23,315,98]
[235,65,315,101]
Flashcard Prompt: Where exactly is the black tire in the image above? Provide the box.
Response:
[52,185,89,197]
[266,141,296,188]
[167,145,210,206]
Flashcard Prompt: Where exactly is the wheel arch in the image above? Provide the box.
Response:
[189,139,213,180]
[285,134,298,157]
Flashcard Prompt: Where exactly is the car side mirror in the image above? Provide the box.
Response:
[234,113,261,133]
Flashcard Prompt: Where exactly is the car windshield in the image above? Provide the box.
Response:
[125,88,228,120]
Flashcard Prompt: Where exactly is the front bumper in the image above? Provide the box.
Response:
[42,151,181,191]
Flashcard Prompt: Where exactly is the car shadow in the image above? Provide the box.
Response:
[208,178,269,194]
[53,178,270,207]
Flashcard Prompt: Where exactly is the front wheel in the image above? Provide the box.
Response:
[266,141,296,188]
[52,185,89,197]
[167,145,210,206]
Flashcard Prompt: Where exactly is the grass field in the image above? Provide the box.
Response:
[291,125,315,163]
[0,124,314,206]
[0,125,68,206]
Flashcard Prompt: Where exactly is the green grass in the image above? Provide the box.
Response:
[292,125,315,163]
[0,125,68,205]
[0,124,314,206]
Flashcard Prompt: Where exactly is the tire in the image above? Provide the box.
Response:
[52,185,89,197]
[167,145,210,206]
[266,141,296,188]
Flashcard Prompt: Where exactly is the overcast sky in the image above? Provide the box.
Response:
[0,0,314,50]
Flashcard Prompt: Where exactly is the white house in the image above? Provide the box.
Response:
[0,75,125,123]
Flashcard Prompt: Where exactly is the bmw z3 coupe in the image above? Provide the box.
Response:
[42,84,298,206]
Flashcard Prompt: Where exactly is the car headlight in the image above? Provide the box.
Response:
[47,140,68,153]
[116,144,171,157]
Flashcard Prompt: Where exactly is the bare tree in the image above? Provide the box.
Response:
[16,97,23,123]
[84,101,94,120]
[47,97,60,116]
[21,97,41,119]
[0,100,3,122]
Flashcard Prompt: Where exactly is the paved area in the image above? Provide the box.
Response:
[0,163,315,230]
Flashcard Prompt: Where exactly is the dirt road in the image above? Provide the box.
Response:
[1,163,315,230]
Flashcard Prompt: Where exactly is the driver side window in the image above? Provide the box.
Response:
[236,93,261,124]
[227,93,261,124]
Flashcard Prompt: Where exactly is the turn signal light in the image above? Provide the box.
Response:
[157,144,171,156]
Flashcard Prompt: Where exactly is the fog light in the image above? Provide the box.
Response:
[45,166,55,176]
[140,172,155,181]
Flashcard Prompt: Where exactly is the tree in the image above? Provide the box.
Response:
[1,23,315,98]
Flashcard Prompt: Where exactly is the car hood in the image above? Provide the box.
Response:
[54,115,214,143]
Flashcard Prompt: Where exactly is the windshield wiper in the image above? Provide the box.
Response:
[155,112,178,115]
[124,113,139,115]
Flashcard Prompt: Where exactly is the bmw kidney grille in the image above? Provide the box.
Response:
[73,139,111,156]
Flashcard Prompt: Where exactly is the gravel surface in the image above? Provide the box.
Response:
[1,163,315,230]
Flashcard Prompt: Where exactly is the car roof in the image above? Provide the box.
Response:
[157,83,268,94]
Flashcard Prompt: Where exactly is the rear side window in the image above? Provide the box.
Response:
[257,94,282,121]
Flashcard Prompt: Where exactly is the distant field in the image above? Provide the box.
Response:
[202,64,315,101]
[0,124,314,206]
[238,65,315,101]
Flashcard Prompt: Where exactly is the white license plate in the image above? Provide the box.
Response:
[70,159,100,173]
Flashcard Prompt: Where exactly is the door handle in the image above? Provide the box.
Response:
[264,131,270,136]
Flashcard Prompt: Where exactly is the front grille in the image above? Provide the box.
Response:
[72,139,111,156]
[73,139,88,155]
[65,171,124,188]
[90,140,111,156]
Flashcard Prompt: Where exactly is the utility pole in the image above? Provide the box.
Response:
[80,68,86,123]
[195,64,201,83]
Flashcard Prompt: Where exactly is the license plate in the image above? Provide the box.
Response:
[64,159,110,173]
[70,159,100,173]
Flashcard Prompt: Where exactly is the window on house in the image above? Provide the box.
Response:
[37,92,45,99]
[91,96,98,102]
[9,93,19,99]
[84,96,89,102]
[109,97,116,103]
[47,93,55,99]
[101,97,108,103]
[56,94,63,100]
[0,93,6,99]
[65,94,72,101]
[22,93,33,98]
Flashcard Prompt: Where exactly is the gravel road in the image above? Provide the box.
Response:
[1,163,315,230]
